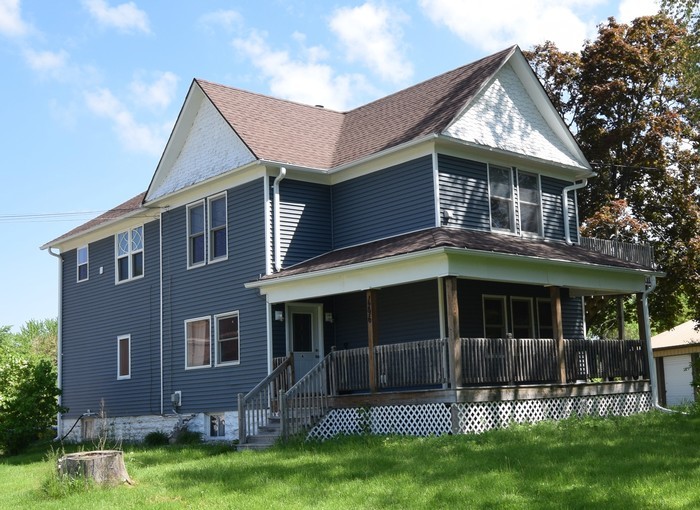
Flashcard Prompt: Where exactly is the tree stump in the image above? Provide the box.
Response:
[58,450,133,486]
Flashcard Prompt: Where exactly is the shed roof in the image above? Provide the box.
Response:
[652,320,700,350]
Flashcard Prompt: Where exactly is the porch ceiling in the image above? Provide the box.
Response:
[246,228,661,303]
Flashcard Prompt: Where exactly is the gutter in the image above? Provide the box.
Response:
[273,167,287,272]
[562,179,588,245]
[47,248,63,440]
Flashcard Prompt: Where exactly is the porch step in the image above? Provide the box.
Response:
[237,416,282,451]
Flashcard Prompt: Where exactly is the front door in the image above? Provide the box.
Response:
[287,303,323,380]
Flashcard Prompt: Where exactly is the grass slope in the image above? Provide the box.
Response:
[1,410,699,509]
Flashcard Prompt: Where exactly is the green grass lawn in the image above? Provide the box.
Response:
[1,409,699,509]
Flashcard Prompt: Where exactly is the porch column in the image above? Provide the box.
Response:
[636,290,659,406]
[367,289,378,393]
[550,286,567,384]
[445,276,462,389]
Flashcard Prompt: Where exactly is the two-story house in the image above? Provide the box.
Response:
[43,46,661,444]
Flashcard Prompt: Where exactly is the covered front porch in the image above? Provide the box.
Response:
[241,230,661,444]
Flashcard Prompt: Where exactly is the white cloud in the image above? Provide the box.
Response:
[0,0,30,38]
[232,30,374,111]
[85,88,169,155]
[419,0,606,53]
[129,71,179,110]
[617,0,660,24]
[197,9,243,33]
[329,2,413,84]
[82,0,150,34]
[23,48,68,74]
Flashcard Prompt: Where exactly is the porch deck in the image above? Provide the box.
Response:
[238,337,650,445]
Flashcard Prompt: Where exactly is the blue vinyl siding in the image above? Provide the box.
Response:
[332,156,435,248]
[541,176,578,242]
[161,178,268,414]
[278,179,332,268]
[457,280,585,339]
[438,154,490,230]
[61,220,161,418]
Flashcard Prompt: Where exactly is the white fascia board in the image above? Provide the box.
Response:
[40,207,158,253]
[247,246,660,303]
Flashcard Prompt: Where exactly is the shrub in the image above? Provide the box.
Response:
[143,431,170,447]
[0,355,65,455]
[173,430,202,445]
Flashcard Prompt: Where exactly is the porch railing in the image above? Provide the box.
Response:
[237,355,293,445]
[280,352,332,439]
[579,236,655,269]
[564,338,647,381]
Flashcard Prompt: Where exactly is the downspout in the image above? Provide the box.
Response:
[273,167,287,272]
[562,179,587,245]
[640,276,676,413]
[47,248,63,440]
[159,210,164,415]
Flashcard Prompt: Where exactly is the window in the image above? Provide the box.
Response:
[483,296,507,338]
[209,415,226,437]
[116,226,144,282]
[77,246,89,282]
[117,334,130,379]
[511,298,534,338]
[209,194,227,262]
[187,193,227,268]
[518,171,542,236]
[215,312,240,365]
[536,299,554,338]
[186,317,211,368]
[489,165,514,232]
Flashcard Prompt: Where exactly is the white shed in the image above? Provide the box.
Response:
[651,321,700,406]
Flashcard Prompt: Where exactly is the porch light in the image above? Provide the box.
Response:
[274,311,284,322]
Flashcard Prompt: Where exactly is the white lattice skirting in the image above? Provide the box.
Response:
[307,392,651,440]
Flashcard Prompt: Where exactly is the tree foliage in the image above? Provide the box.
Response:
[0,319,62,455]
[525,14,700,333]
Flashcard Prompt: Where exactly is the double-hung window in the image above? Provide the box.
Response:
[187,193,227,268]
[489,165,515,232]
[77,246,89,282]
[518,171,542,236]
[483,296,507,338]
[511,297,534,338]
[185,317,211,369]
[117,334,131,380]
[116,226,144,282]
[215,312,240,366]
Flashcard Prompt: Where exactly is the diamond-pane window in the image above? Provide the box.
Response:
[116,226,144,283]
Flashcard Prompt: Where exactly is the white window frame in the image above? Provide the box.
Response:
[516,170,543,237]
[187,200,206,268]
[187,192,228,269]
[117,334,131,380]
[214,311,240,366]
[510,297,535,339]
[209,414,226,438]
[208,192,228,263]
[77,245,89,282]
[487,164,516,234]
[185,316,211,369]
[115,226,144,283]
[482,295,508,338]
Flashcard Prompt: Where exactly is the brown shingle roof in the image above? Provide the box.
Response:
[259,227,653,281]
[42,192,146,248]
[197,46,514,169]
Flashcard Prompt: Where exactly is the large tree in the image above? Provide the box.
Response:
[526,14,700,333]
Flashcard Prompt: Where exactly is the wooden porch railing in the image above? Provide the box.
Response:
[564,338,647,381]
[237,355,293,445]
[375,338,449,388]
[280,352,333,440]
[579,236,655,269]
[461,338,559,384]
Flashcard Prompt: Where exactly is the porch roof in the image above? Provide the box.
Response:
[246,228,662,303]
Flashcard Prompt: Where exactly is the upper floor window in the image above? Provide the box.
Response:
[187,193,227,268]
[77,246,89,282]
[116,226,144,283]
[488,165,542,236]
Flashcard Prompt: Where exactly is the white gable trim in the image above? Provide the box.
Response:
[445,49,589,171]
[145,82,255,202]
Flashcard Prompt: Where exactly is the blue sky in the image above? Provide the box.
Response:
[0,0,660,331]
